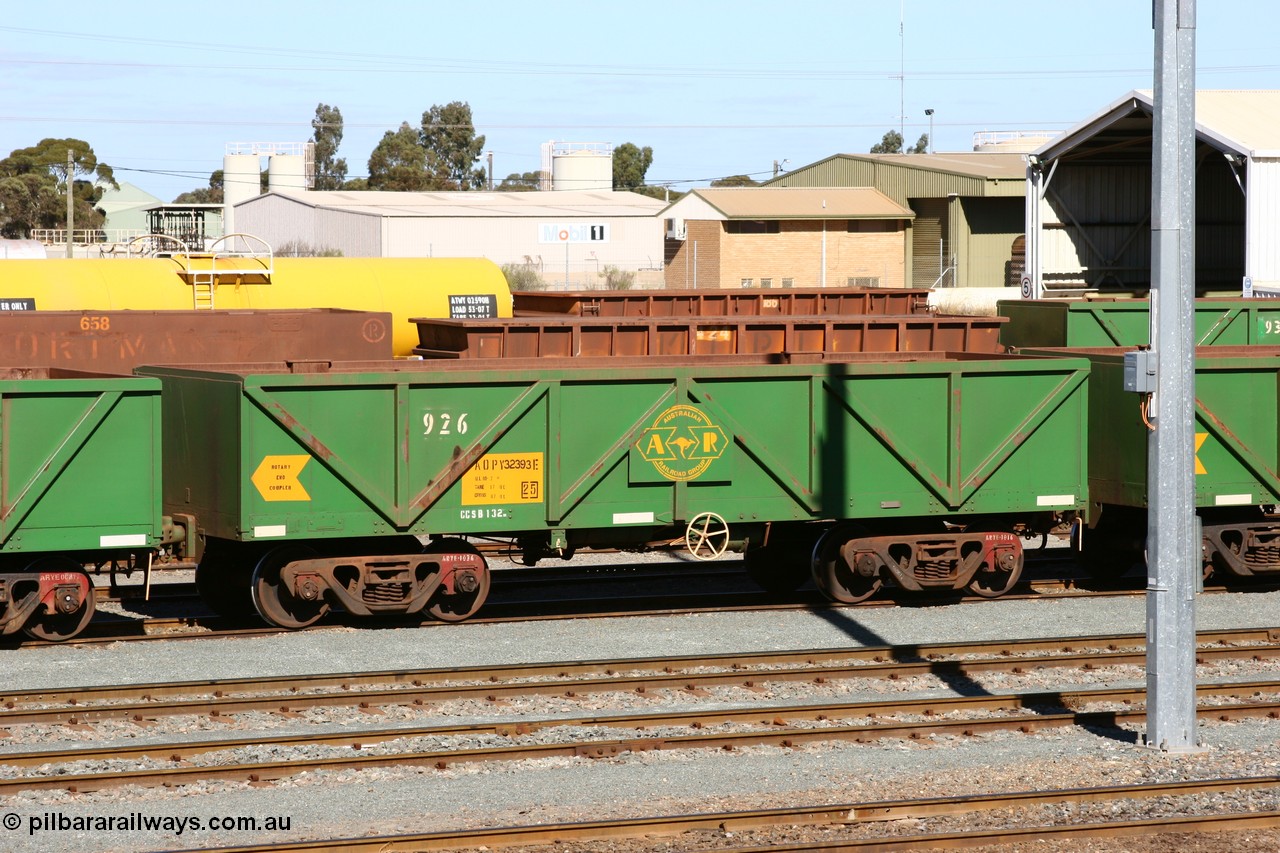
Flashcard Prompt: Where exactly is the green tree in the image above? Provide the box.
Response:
[710,174,759,187]
[367,123,434,191]
[870,130,904,153]
[870,130,928,154]
[500,262,546,292]
[311,103,348,190]
[0,138,116,238]
[0,173,58,239]
[420,101,486,190]
[612,142,653,191]
[497,171,541,191]
[173,169,224,204]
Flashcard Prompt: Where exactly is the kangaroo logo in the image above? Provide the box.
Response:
[636,404,728,481]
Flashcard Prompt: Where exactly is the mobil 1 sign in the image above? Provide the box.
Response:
[539,223,609,244]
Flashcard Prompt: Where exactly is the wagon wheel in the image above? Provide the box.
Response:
[967,547,1023,599]
[685,512,730,561]
[811,524,882,604]
[424,538,490,623]
[251,544,330,630]
[21,557,96,642]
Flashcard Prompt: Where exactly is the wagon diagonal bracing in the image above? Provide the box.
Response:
[136,352,1088,629]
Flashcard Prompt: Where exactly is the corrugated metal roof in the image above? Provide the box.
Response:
[250,189,667,218]
[682,187,914,220]
[1186,90,1280,154]
[1036,89,1280,160]
[826,152,1027,180]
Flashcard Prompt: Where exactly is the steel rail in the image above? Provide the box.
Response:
[709,811,1280,852]
[30,581,1170,647]
[46,782,1280,852]
[3,682,1279,795]
[2,628,1276,724]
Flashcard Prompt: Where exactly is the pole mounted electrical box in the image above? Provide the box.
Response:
[1123,349,1158,393]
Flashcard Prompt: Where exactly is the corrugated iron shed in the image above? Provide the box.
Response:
[771,152,1027,204]
[1026,89,1280,296]
[1036,89,1280,162]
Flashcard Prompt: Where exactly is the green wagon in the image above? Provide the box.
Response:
[141,353,1089,627]
[998,298,1280,349]
[0,368,165,640]
[1022,346,1280,579]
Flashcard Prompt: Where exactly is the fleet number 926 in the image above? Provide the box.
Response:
[423,412,469,436]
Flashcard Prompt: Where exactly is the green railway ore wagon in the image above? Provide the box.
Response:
[0,369,166,640]
[998,298,1280,349]
[1024,346,1280,580]
[140,353,1089,628]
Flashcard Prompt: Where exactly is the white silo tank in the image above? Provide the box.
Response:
[551,143,613,191]
[268,154,307,192]
[222,152,261,236]
[971,131,1056,153]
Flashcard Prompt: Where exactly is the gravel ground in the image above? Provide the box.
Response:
[0,573,1277,852]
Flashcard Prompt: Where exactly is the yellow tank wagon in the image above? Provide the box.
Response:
[0,255,512,357]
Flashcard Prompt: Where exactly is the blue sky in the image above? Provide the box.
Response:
[3,1,1278,202]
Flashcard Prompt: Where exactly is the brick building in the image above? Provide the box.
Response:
[660,187,913,290]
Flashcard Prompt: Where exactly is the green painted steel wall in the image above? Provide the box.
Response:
[0,374,161,555]
[1033,348,1280,510]
[143,356,1089,545]
[1000,299,1280,348]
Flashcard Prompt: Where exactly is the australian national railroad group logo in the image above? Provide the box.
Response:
[636,404,728,481]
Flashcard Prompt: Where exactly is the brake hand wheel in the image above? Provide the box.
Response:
[685,512,730,561]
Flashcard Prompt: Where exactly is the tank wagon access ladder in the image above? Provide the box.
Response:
[171,234,275,309]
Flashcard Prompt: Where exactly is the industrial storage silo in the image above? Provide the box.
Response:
[267,152,308,192]
[549,142,613,191]
[223,142,313,236]
[971,131,1056,153]
[221,149,261,237]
